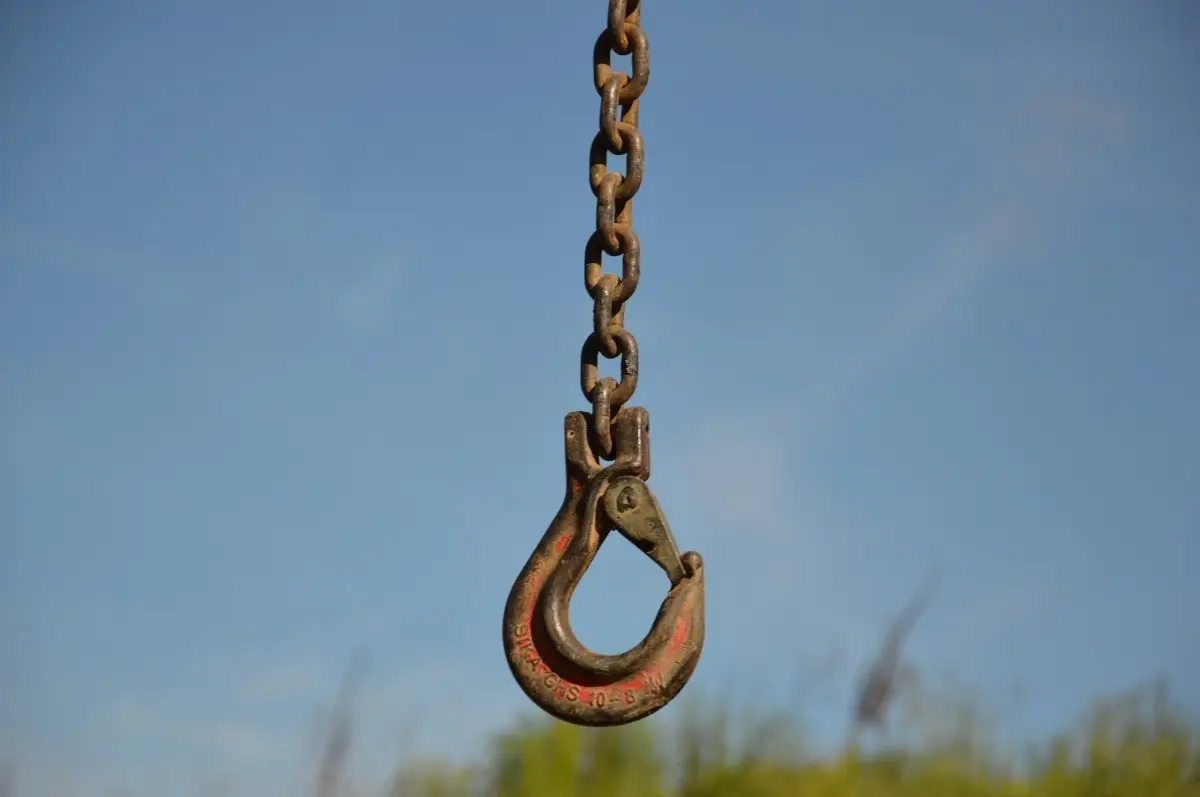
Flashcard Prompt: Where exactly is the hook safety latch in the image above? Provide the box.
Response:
[502,408,705,726]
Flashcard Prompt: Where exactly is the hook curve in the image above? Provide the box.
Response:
[502,409,705,726]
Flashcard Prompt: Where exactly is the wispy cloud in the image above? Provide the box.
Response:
[75,649,518,797]
[98,698,287,765]
[233,654,330,707]
[809,89,1129,426]
[336,256,405,334]
[660,89,1130,661]
[0,224,186,304]
[105,699,162,736]
[679,415,791,539]
[193,721,285,762]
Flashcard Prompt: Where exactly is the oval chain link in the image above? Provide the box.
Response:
[584,0,649,459]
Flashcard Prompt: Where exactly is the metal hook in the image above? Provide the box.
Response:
[502,408,705,726]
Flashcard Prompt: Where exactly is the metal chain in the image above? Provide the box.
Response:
[582,0,649,460]
[502,1,706,726]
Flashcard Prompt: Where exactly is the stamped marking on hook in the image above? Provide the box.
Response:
[502,410,705,726]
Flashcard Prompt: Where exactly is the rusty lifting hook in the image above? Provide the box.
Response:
[502,408,706,726]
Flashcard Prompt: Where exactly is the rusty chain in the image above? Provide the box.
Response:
[582,0,648,460]
[502,0,706,727]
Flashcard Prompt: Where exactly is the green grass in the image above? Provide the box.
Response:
[377,678,1197,797]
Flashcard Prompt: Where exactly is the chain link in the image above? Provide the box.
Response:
[583,0,650,459]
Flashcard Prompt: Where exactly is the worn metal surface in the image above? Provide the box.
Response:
[502,412,704,726]
[502,0,705,727]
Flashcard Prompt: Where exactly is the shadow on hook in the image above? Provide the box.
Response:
[502,408,705,726]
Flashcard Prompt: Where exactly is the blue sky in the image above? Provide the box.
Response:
[2,0,1197,794]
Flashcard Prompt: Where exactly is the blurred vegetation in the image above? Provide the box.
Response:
[7,673,1192,795]
[364,676,1200,797]
[376,677,1199,797]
